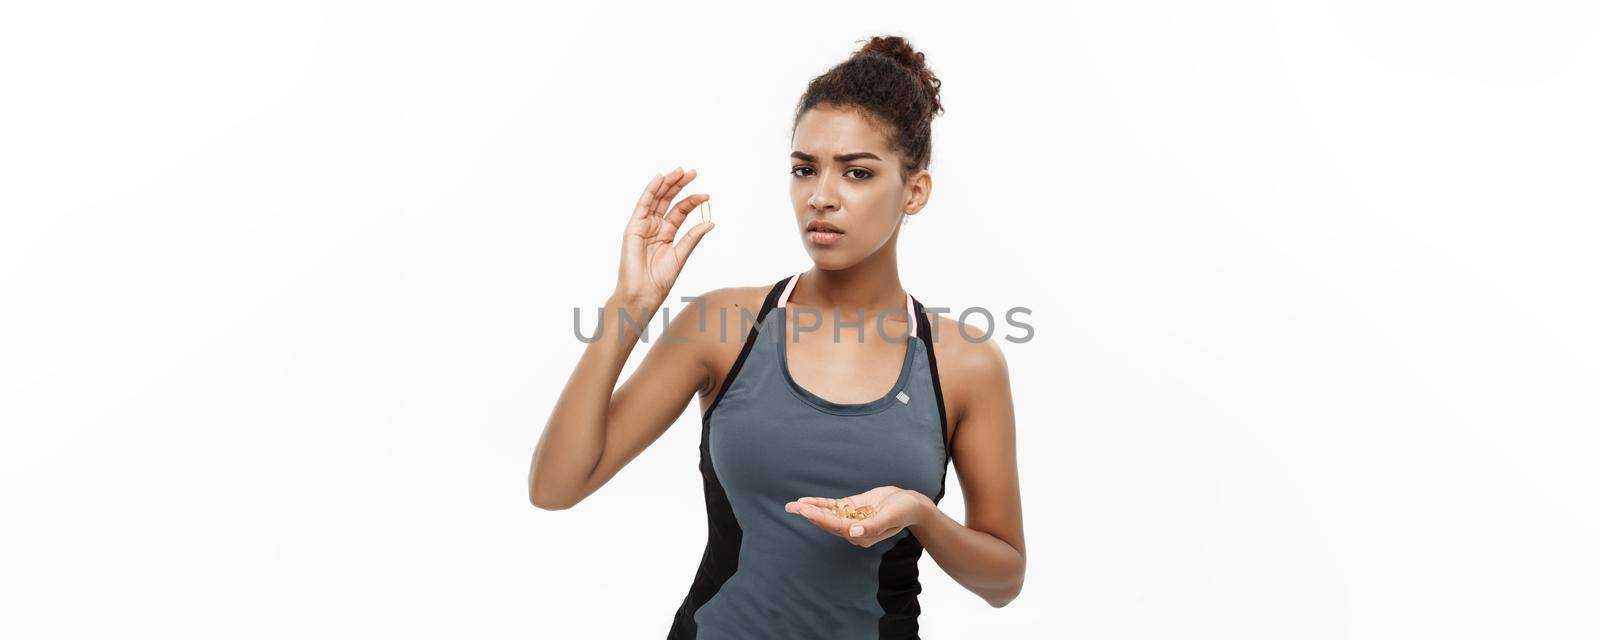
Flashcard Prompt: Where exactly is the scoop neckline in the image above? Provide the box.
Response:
[773,306,918,416]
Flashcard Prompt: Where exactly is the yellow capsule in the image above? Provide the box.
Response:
[700,199,712,224]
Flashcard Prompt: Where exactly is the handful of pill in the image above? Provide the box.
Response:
[697,199,712,224]
[830,500,875,520]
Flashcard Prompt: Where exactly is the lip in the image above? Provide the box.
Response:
[805,220,845,246]
[808,230,844,246]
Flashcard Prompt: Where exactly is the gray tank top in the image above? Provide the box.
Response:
[668,272,952,639]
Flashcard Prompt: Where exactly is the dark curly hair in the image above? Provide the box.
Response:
[792,35,945,182]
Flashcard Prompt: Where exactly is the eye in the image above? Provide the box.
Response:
[790,166,815,178]
[846,168,873,180]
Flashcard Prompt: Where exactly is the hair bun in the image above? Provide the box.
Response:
[852,35,943,118]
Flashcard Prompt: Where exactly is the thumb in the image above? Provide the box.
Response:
[849,514,879,538]
[674,221,715,264]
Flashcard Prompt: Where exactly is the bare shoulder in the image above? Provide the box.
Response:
[927,313,1012,427]
[666,284,770,341]
[664,283,773,401]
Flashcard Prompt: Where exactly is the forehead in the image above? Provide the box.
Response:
[792,105,894,156]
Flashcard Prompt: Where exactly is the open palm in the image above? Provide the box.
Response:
[785,485,924,548]
[615,167,715,306]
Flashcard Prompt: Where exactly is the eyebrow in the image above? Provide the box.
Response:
[790,151,882,163]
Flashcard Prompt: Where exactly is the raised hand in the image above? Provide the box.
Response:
[614,167,715,308]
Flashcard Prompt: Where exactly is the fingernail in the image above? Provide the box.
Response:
[850,525,864,537]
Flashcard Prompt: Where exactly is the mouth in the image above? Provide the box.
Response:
[806,224,845,246]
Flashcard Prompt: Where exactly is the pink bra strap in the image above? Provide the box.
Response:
[776,272,801,309]
[776,272,918,339]
[907,293,918,340]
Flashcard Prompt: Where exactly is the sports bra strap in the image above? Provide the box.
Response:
[775,272,918,339]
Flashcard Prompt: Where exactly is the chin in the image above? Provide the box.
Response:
[805,252,853,270]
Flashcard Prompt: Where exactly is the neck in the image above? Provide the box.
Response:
[790,256,907,321]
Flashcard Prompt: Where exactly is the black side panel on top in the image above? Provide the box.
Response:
[875,528,928,639]
[912,297,951,504]
[667,276,793,639]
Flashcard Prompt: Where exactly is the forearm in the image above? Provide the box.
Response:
[907,492,1026,607]
[528,293,656,508]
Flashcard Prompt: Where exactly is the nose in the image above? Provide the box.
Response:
[807,170,840,213]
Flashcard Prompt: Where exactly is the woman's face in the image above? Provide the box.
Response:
[789,105,930,269]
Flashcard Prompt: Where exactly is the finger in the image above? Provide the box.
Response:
[660,168,695,207]
[656,193,707,243]
[652,168,693,218]
[794,504,849,537]
[847,499,904,539]
[674,222,714,264]
[851,521,904,548]
[795,497,838,509]
[786,498,831,514]
[655,193,705,243]
[632,172,666,221]
[663,193,708,230]
[848,514,881,538]
[643,167,685,221]
[842,507,877,538]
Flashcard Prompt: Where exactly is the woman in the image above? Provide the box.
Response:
[529,35,1025,639]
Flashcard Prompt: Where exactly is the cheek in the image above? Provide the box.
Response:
[848,186,901,229]
[789,182,809,209]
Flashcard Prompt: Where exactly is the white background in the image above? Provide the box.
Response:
[3,1,1597,638]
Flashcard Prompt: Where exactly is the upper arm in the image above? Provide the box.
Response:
[573,288,729,499]
[943,327,1026,560]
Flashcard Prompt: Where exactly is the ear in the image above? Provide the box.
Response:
[902,169,932,216]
